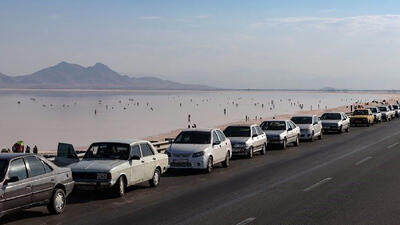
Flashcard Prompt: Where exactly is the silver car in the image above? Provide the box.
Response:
[59,140,169,197]
[260,120,300,149]
[224,124,267,158]
[291,115,323,141]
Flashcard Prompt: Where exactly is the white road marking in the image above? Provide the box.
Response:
[355,156,373,166]
[387,142,399,149]
[236,217,256,225]
[303,177,333,192]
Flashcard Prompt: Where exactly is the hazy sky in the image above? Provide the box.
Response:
[2,0,400,89]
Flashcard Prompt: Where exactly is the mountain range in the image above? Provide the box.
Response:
[0,62,215,90]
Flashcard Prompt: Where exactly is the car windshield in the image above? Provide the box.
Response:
[261,121,286,130]
[353,110,369,115]
[0,159,8,182]
[378,107,388,112]
[291,117,312,124]
[393,105,399,109]
[83,143,130,160]
[224,126,251,137]
[321,113,341,120]
[174,131,211,144]
[369,108,377,113]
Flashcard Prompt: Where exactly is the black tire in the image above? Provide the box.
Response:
[113,177,126,197]
[222,152,230,167]
[294,136,300,146]
[149,168,161,187]
[282,138,287,150]
[205,157,213,173]
[310,131,315,142]
[248,147,254,159]
[338,126,343,134]
[47,188,66,215]
[345,126,350,132]
[260,144,266,155]
[318,132,323,140]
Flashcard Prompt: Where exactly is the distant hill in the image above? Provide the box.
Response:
[0,62,215,90]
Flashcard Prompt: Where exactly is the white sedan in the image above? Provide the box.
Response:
[260,120,300,149]
[166,128,232,173]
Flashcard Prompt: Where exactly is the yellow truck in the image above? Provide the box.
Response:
[350,109,375,127]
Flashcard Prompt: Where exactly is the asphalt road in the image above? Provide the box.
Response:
[4,119,400,225]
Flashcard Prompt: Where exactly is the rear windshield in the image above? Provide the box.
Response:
[174,131,211,144]
[84,143,130,160]
[224,126,251,137]
[0,159,8,182]
[260,121,286,130]
[353,110,369,115]
[321,113,341,120]
[291,117,312,124]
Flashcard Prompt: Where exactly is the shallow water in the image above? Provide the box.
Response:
[0,89,384,151]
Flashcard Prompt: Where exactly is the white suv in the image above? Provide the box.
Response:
[166,128,232,173]
[291,115,323,142]
[260,120,300,149]
[224,124,267,158]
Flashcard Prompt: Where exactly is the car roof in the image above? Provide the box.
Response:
[262,120,288,122]
[93,139,147,145]
[291,115,316,117]
[181,128,214,132]
[226,124,257,127]
[0,153,33,160]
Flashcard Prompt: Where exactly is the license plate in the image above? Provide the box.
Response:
[173,159,188,163]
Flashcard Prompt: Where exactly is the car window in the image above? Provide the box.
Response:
[216,130,226,141]
[140,143,154,157]
[131,145,142,158]
[25,156,46,177]
[251,127,257,136]
[256,126,263,135]
[289,121,296,129]
[42,161,53,173]
[212,131,220,143]
[8,158,28,181]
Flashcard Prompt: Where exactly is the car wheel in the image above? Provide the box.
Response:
[282,138,287,150]
[47,188,66,215]
[318,132,323,140]
[222,152,230,167]
[248,147,254,159]
[338,126,343,134]
[345,126,350,132]
[310,131,314,142]
[260,144,266,155]
[114,177,126,197]
[205,157,213,173]
[149,168,161,187]
[294,136,300,146]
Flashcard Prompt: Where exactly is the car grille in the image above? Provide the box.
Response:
[173,153,192,157]
[72,172,97,180]
[171,162,192,167]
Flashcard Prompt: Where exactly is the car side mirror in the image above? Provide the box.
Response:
[252,134,257,138]
[5,176,19,184]
[287,127,293,131]
[130,155,141,160]
[213,140,221,146]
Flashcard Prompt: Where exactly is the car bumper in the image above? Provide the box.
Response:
[232,147,250,155]
[73,180,113,191]
[169,157,207,169]
[64,181,75,196]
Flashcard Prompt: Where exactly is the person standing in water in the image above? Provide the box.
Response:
[25,145,30,153]
[33,145,38,154]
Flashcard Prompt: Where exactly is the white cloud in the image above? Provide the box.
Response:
[139,16,161,20]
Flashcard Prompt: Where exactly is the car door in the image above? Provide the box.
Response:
[2,158,32,212]
[216,130,229,156]
[251,126,261,150]
[25,156,54,204]
[129,144,145,185]
[287,121,296,142]
[256,126,267,147]
[140,143,157,181]
[54,143,79,167]
[212,131,223,163]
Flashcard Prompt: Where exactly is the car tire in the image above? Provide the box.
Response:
[47,188,66,215]
[205,157,213,173]
[345,126,350,132]
[222,152,230,167]
[310,131,314,142]
[260,144,266,155]
[338,126,343,134]
[149,168,161,187]
[114,177,126,197]
[318,132,323,140]
[282,138,287,150]
[248,147,254,159]
[294,136,300,146]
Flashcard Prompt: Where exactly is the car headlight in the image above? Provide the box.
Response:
[97,173,110,180]
[192,151,205,158]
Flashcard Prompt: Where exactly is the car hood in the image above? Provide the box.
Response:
[264,130,286,136]
[68,159,125,172]
[321,120,340,124]
[169,143,210,153]
[228,137,250,143]
[297,124,312,129]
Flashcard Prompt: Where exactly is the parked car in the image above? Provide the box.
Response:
[388,105,396,119]
[291,115,323,142]
[320,112,350,133]
[378,106,392,121]
[61,140,168,197]
[367,107,382,123]
[260,120,300,149]
[392,104,400,118]
[0,153,74,217]
[166,128,232,173]
[224,124,267,158]
[350,109,374,127]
